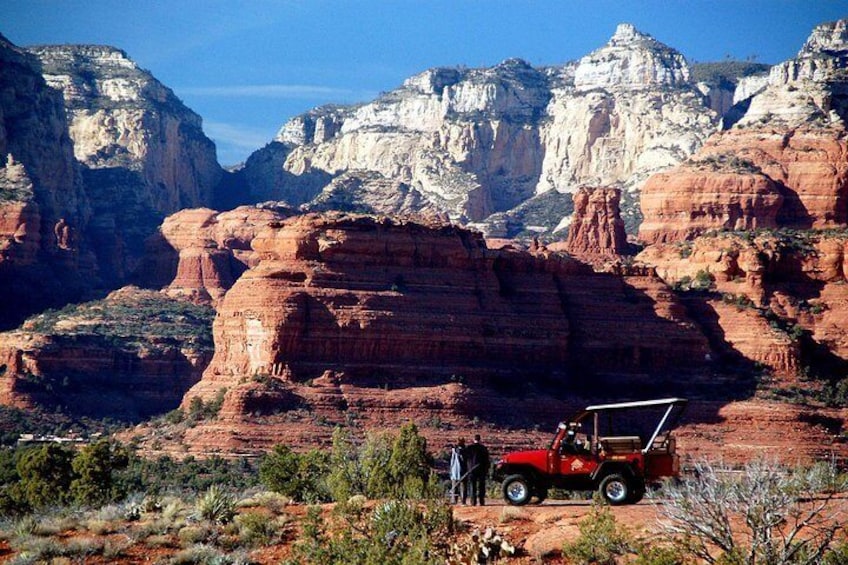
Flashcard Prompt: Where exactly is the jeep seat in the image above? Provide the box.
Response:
[599,436,642,454]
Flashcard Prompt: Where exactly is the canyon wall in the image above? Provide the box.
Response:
[640,20,848,244]
[0,35,94,328]
[155,205,290,305]
[0,287,212,419]
[182,213,712,412]
[236,24,719,238]
[0,35,224,328]
[30,44,224,283]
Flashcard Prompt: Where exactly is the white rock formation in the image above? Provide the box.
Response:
[733,75,769,104]
[243,24,720,236]
[30,45,222,214]
[737,19,848,128]
[573,23,690,90]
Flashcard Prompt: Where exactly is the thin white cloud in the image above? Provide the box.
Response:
[178,84,376,100]
[203,121,273,150]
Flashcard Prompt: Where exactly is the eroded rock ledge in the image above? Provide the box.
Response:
[182,212,711,416]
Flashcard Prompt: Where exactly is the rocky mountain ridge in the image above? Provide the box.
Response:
[0,287,213,419]
[640,19,848,244]
[235,24,726,237]
[0,37,223,328]
[0,34,94,328]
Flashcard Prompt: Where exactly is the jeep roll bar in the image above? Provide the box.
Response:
[565,398,688,455]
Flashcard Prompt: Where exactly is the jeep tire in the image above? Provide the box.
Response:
[533,487,548,504]
[629,480,646,504]
[502,474,532,506]
[598,473,631,505]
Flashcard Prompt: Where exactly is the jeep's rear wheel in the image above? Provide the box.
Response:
[599,473,630,505]
[502,474,532,506]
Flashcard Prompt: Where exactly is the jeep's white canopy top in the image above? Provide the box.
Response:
[571,397,688,453]
[583,397,687,412]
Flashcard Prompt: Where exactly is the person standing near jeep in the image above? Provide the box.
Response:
[449,438,467,504]
[465,434,490,505]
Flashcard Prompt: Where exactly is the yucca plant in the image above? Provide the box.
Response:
[194,486,235,525]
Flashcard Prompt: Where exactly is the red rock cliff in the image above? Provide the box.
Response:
[639,18,848,245]
[183,213,711,412]
[0,287,213,419]
[639,128,848,244]
[564,187,628,257]
[638,231,848,376]
[150,206,290,305]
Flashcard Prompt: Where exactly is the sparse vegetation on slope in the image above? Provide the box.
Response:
[23,287,214,352]
[690,61,770,88]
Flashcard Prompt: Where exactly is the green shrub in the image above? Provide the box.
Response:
[169,543,230,565]
[327,427,364,502]
[823,378,848,407]
[633,545,687,565]
[692,270,713,291]
[178,524,217,546]
[63,537,106,558]
[259,445,330,503]
[286,499,452,565]
[326,423,440,503]
[386,423,437,499]
[10,515,39,538]
[16,444,74,509]
[824,541,848,565]
[236,490,289,513]
[562,503,635,564]
[722,293,755,310]
[121,454,259,495]
[186,389,227,423]
[235,511,287,547]
[692,154,763,174]
[70,439,130,506]
[8,534,64,562]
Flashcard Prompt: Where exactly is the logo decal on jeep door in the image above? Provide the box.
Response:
[570,459,585,471]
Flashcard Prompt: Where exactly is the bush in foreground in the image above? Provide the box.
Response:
[656,459,847,565]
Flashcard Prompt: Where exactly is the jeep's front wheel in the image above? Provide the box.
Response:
[502,474,532,506]
[598,473,630,505]
[533,487,548,504]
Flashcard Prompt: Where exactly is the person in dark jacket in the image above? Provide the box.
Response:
[464,433,490,505]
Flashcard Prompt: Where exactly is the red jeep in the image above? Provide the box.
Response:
[492,397,687,505]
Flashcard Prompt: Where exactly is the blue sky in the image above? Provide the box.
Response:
[1,1,845,165]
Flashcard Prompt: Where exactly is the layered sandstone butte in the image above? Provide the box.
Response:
[639,19,848,244]
[107,212,845,462]
[151,205,291,305]
[637,230,848,376]
[563,187,628,257]
[639,155,784,243]
[182,212,712,415]
[0,287,213,419]
[235,24,718,238]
